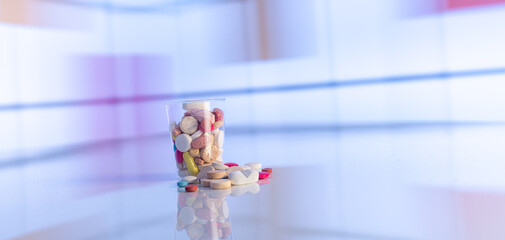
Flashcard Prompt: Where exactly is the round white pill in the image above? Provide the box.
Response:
[175,134,192,152]
[190,130,203,140]
[214,130,224,149]
[179,207,196,225]
[180,116,198,134]
[183,102,210,111]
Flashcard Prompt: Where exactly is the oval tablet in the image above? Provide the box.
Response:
[180,116,198,134]
[179,207,196,225]
[175,134,192,152]
[210,179,231,189]
[183,152,200,176]
[262,168,272,173]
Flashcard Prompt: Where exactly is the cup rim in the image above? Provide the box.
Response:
[166,98,225,105]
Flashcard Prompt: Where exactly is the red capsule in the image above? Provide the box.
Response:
[224,163,238,167]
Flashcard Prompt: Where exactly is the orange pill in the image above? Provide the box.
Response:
[262,168,272,174]
[185,184,198,192]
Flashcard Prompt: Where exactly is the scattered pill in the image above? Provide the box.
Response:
[262,168,272,173]
[226,166,244,175]
[229,169,259,185]
[185,184,198,192]
[224,163,238,167]
[258,171,269,179]
[200,178,212,187]
[196,165,214,180]
[182,176,197,184]
[207,170,227,179]
[245,162,261,171]
[178,187,186,192]
[210,179,231,189]
[177,180,189,187]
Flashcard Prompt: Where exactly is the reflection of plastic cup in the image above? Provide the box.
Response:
[166,99,225,179]
[176,190,232,239]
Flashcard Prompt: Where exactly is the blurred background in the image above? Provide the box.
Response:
[2,0,505,160]
[2,0,505,239]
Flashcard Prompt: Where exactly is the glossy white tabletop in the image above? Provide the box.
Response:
[2,124,505,240]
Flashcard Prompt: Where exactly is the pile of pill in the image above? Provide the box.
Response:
[170,101,225,178]
[177,161,272,192]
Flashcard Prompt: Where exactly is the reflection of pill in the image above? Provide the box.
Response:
[178,187,186,192]
[259,172,269,179]
[186,222,205,239]
[182,176,197,184]
[183,152,200,176]
[177,180,189,187]
[180,116,198,134]
[262,168,273,173]
[200,178,212,187]
[185,184,198,192]
[175,134,192,152]
[224,163,238,167]
[210,179,231,189]
[207,170,227,179]
[179,207,196,225]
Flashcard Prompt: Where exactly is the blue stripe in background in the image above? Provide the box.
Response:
[1,67,505,112]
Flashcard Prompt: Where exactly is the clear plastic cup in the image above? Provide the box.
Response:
[166,99,225,179]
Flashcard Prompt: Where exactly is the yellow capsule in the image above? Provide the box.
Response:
[183,152,200,176]
[172,133,176,141]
